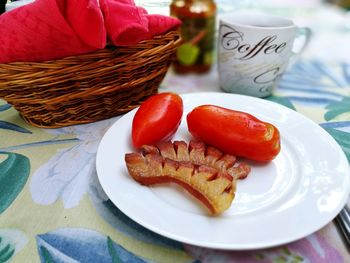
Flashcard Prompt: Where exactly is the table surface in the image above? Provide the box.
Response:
[1,1,350,262]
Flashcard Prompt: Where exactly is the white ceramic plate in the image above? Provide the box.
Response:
[96,92,350,250]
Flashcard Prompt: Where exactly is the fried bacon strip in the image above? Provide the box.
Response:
[142,141,250,180]
[125,140,250,215]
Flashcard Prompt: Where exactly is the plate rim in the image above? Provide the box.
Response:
[96,92,350,250]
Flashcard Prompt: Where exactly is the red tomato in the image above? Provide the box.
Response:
[187,105,281,162]
[132,92,183,148]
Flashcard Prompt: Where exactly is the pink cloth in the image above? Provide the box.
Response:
[100,0,181,46]
[0,0,106,63]
[0,0,181,63]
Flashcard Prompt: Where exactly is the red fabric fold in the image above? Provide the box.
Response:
[100,0,181,46]
[0,0,180,64]
[0,0,106,63]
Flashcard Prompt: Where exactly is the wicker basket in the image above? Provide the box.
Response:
[0,30,181,128]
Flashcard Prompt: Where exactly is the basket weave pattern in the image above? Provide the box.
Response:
[0,30,181,128]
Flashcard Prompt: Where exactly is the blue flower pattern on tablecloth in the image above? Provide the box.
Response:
[0,103,32,134]
[0,103,31,215]
[279,61,349,105]
[29,119,115,209]
[279,61,350,161]
[0,229,28,263]
[36,228,150,263]
[2,60,349,262]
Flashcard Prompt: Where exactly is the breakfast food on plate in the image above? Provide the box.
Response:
[187,105,281,162]
[125,140,250,215]
[126,97,281,214]
[145,140,251,180]
[132,92,183,148]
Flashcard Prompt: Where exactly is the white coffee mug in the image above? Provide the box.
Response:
[218,12,311,98]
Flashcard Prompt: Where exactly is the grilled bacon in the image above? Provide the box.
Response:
[125,140,250,215]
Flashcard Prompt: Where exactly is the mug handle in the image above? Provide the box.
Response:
[289,27,312,66]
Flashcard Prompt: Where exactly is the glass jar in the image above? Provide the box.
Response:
[170,0,216,74]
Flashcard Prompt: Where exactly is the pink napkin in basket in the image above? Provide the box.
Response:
[100,0,181,46]
[0,0,106,63]
[0,0,181,64]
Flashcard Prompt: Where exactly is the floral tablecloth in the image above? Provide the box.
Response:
[1,1,350,263]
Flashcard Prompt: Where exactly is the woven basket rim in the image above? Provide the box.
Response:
[0,30,181,128]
